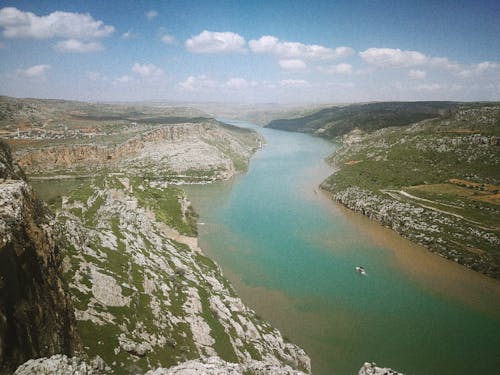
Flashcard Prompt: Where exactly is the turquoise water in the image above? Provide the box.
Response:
[184,121,500,374]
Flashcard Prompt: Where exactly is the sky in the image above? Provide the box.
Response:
[0,0,499,103]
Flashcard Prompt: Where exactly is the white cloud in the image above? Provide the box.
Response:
[17,64,50,78]
[359,47,500,86]
[409,69,426,79]
[178,75,258,92]
[279,59,307,70]
[132,63,164,78]
[0,7,114,39]
[54,39,103,53]
[115,75,133,83]
[475,61,499,72]
[185,30,246,53]
[161,34,175,44]
[458,61,500,78]
[359,48,428,67]
[248,35,278,53]
[178,75,217,91]
[318,63,353,74]
[145,10,158,20]
[429,57,461,71]
[224,77,257,90]
[249,35,353,60]
[122,30,137,39]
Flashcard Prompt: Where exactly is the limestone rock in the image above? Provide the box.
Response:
[146,356,307,375]
[14,354,102,375]
[358,361,403,375]
[0,141,79,374]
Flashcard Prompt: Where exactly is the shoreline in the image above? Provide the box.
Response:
[318,187,500,318]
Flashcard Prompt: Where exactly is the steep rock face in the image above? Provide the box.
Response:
[0,141,79,374]
[14,121,262,182]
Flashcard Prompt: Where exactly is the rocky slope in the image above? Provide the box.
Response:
[0,141,79,374]
[49,174,309,373]
[320,103,500,278]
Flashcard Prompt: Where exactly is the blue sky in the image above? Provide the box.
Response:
[1,0,499,103]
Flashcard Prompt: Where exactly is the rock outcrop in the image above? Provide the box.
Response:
[1,104,309,374]
[14,354,309,375]
[0,141,79,374]
[14,354,105,375]
[358,362,403,375]
[14,120,262,183]
[146,355,307,374]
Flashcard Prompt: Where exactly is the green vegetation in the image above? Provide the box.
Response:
[0,95,208,132]
[266,101,458,137]
[315,102,500,278]
[130,177,198,236]
[198,287,238,363]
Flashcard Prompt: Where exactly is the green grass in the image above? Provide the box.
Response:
[77,320,124,365]
[197,287,239,363]
[322,109,500,277]
[131,177,198,236]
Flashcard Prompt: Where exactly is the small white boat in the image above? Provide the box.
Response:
[355,266,367,275]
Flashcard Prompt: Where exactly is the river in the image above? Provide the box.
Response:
[183,120,500,374]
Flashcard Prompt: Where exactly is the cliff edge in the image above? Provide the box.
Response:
[0,140,79,374]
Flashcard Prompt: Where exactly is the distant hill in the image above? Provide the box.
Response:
[266,101,458,138]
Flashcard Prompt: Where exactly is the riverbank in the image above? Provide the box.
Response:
[266,102,500,280]
[184,122,500,375]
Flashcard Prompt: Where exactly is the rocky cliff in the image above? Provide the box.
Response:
[13,120,262,183]
[0,141,79,374]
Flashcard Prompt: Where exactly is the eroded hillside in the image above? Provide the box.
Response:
[320,103,500,278]
[0,97,262,183]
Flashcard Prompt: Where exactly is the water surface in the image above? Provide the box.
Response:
[184,121,500,374]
